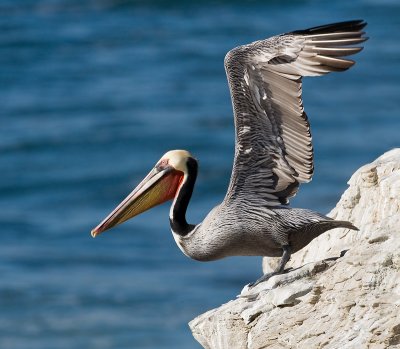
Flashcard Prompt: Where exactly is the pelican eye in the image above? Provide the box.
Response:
[156,159,169,171]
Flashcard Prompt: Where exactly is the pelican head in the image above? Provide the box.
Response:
[91,150,195,237]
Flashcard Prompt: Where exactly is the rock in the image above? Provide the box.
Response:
[189,149,400,349]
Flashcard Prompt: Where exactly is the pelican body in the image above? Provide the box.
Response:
[92,20,366,286]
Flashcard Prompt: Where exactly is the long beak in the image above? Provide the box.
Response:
[91,167,183,237]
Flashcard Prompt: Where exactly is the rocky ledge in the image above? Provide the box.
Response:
[189,149,400,349]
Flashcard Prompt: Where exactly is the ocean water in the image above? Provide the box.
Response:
[1,0,399,348]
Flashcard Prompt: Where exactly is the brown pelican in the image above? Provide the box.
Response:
[92,20,367,286]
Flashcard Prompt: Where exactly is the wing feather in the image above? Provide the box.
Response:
[223,20,367,206]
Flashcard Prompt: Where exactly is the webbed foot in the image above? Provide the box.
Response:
[248,245,292,289]
[248,271,279,288]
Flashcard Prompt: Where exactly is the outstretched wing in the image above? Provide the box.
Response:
[223,20,367,206]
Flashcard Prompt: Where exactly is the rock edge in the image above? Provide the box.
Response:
[190,149,400,349]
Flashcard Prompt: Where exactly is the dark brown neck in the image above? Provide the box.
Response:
[169,157,198,236]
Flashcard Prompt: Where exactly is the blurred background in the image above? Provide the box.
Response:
[1,0,399,348]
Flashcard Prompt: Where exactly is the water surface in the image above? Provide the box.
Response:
[1,1,399,348]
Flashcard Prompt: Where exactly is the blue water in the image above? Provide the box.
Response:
[1,0,399,348]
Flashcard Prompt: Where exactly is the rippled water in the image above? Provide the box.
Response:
[1,0,399,348]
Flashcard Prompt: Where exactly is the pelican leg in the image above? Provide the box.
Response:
[250,245,292,287]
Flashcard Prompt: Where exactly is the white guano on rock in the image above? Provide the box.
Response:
[189,149,400,349]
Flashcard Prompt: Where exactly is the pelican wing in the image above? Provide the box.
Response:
[223,20,367,206]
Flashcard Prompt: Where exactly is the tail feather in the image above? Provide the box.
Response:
[290,218,359,253]
[328,219,359,231]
